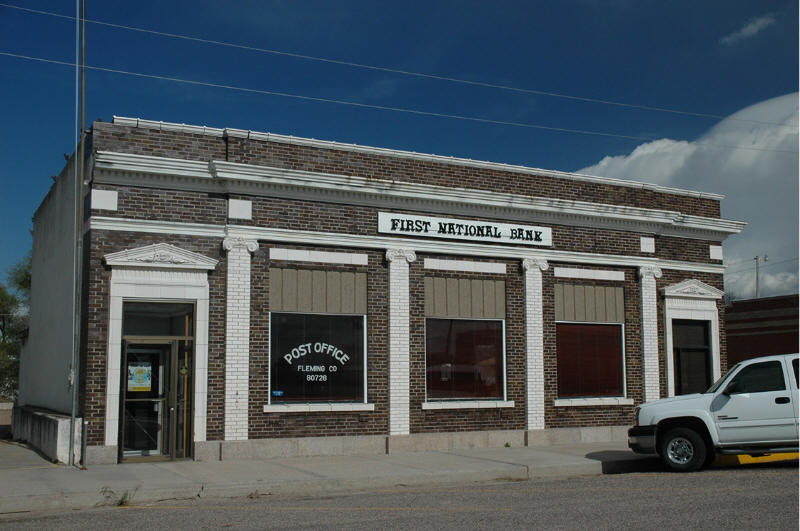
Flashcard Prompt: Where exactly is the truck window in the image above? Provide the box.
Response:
[793,359,798,387]
[727,360,786,394]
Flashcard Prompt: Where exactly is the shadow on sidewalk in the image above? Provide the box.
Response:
[584,450,665,474]
[585,449,799,475]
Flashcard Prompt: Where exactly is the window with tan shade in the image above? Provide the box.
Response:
[555,283,626,398]
[424,276,506,400]
[269,268,367,404]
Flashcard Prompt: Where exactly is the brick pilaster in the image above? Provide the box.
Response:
[640,265,662,402]
[223,237,258,440]
[386,248,416,436]
[522,257,548,429]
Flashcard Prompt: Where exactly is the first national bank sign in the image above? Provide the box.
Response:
[378,212,552,247]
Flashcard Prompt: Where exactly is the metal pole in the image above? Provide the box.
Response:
[68,0,80,469]
[754,256,761,298]
[69,0,87,468]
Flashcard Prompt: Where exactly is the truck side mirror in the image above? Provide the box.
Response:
[723,381,741,396]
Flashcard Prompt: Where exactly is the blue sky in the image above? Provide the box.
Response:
[0,1,797,297]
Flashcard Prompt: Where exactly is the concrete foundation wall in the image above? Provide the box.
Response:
[187,427,627,463]
[12,406,82,464]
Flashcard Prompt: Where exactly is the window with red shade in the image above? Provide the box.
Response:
[425,318,504,400]
[556,323,624,397]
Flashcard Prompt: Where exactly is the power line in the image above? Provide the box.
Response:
[2,1,797,130]
[2,50,797,155]
[726,257,799,276]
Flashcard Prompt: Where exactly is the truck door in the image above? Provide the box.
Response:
[712,359,796,445]
[791,358,799,438]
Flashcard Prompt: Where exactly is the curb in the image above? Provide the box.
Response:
[0,466,530,515]
[714,453,799,466]
[0,459,616,515]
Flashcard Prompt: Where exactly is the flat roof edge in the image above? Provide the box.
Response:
[109,116,725,201]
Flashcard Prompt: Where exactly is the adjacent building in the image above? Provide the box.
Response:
[15,117,745,464]
[726,295,799,366]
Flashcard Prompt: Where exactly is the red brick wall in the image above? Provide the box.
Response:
[248,244,390,438]
[83,230,227,445]
[81,121,729,441]
[92,122,721,219]
[99,184,722,266]
[408,255,526,433]
[542,264,641,427]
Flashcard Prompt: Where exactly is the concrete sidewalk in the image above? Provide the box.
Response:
[0,439,662,514]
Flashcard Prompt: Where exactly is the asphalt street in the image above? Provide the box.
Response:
[3,463,797,530]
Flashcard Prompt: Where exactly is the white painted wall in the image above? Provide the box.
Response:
[17,157,78,413]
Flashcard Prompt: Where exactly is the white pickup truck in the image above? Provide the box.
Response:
[628,353,799,471]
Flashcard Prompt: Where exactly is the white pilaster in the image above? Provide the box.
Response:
[223,237,259,441]
[639,265,662,403]
[522,258,548,430]
[386,248,416,436]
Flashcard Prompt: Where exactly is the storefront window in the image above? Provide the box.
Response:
[556,323,624,397]
[425,318,504,400]
[270,313,365,403]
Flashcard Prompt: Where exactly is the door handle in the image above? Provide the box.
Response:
[775,397,790,404]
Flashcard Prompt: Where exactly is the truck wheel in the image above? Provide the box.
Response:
[659,428,707,472]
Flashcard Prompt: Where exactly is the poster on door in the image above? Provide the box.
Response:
[127,362,152,392]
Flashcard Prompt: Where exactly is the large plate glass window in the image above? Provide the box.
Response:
[270,313,365,402]
[423,276,507,401]
[554,283,626,398]
[556,323,624,397]
[426,318,504,399]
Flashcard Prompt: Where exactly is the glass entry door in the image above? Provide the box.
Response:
[121,340,193,460]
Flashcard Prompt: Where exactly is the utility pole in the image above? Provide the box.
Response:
[754,255,768,298]
[69,0,86,468]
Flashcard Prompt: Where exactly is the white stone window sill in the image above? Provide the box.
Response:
[263,403,375,413]
[421,400,515,410]
[553,398,634,407]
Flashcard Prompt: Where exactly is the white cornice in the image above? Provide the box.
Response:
[91,216,226,238]
[92,151,745,241]
[89,216,727,275]
[111,116,724,200]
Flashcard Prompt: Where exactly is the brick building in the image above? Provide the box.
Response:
[726,295,799,366]
[15,117,745,464]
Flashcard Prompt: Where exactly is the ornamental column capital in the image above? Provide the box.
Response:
[639,264,663,279]
[223,237,259,254]
[385,248,416,263]
[522,257,549,272]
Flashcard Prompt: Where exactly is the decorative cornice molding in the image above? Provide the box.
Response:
[639,265,663,279]
[104,242,219,270]
[385,248,416,263]
[222,237,259,253]
[662,279,724,300]
[91,150,745,242]
[111,116,725,201]
[522,258,549,272]
[89,216,727,275]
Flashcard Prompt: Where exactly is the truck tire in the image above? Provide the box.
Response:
[659,427,707,472]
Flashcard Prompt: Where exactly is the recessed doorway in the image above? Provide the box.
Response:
[672,319,711,395]
[120,302,194,462]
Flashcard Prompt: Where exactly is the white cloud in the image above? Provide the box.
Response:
[725,269,798,300]
[583,139,696,186]
[720,15,776,46]
[579,93,799,299]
